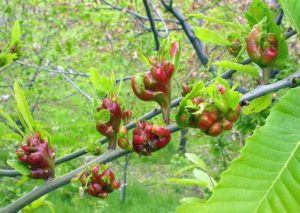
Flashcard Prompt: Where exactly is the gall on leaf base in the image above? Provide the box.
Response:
[16,133,55,180]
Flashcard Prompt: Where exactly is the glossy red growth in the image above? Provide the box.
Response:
[16,133,55,179]
[131,60,174,124]
[96,97,123,149]
[132,121,171,155]
[246,26,278,67]
[79,165,120,198]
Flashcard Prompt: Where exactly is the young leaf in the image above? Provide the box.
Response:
[172,39,181,73]
[189,13,241,29]
[138,50,153,66]
[10,20,21,46]
[179,197,205,205]
[193,169,216,188]
[0,108,24,136]
[3,133,23,143]
[177,199,204,213]
[90,68,114,98]
[215,60,259,78]
[167,178,209,187]
[7,160,30,176]
[94,109,110,124]
[176,82,205,127]
[185,153,207,170]
[243,93,273,115]
[279,0,300,37]
[175,165,199,176]
[0,53,17,67]
[245,0,273,27]
[13,82,35,132]
[194,27,231,46]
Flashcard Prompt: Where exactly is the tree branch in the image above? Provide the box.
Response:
[0,124,180,213]
[149,1,169,37]
[62,74,93,102]
[143,0,160,50]
[240,70,300,104]
[1,68,298,177]
[0,82,247,177]
[160,0,215,72]
[14,60,132,83]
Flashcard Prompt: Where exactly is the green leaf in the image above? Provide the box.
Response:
[13,82,35,132]
[2,133,23,143]
[10,20,21,46]
[185,153,207,170]
[175,165,199,176]
[138,50,152,66]
[279,0,300,37]
[17,175,30,186]
[90,68,114,98]
[194,27,231,46]
[177,200,203,213]
[193,169,216,188]
[94,109,110,124]
[0,53,17,67]
[176,82,205,127]
[179,197,205,205]
[215,60,259,78]
[173,39,181,73]
[0,108,24,136]
[196,87,300,212]
[243,93,273,115]
[189,13,241,29]
[167,178,209,187]
[245,0,273,27]
[7,160,30,176]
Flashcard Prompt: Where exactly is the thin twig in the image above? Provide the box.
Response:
[16,61,89,77]
[149,1,169,37]
[62,74,93,102]
[160,0,215,72]
[143,0,160,50]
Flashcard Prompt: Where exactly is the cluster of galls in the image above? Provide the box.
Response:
[96,97,132,149]
[179,98,241,136]
[131,60,174,124]
[16,133,55,179]
[117,121,171,156]
[178,85,241,137]
[79,165,120,198]
[246,25,278,67]
[132,122,171,155]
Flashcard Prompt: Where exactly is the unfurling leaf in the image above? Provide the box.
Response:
[215,60,259,78]
[194,27,231,46]
[13,82,35,132]
[90,68,114,98]
[94,109,110,124]
[7,160,30,176]
[243,93,273,115]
